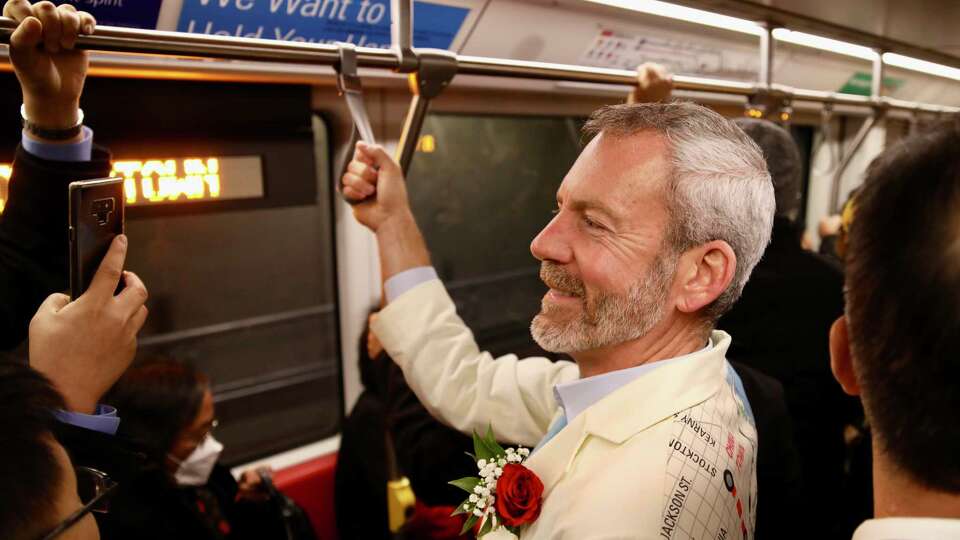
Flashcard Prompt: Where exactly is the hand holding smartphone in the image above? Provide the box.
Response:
[69,177,125,299]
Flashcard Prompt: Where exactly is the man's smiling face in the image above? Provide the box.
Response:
[529,130,678,354]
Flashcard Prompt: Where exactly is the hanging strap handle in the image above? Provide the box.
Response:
[336,42,376,145]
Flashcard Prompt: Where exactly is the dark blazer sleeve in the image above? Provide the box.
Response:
[0,145,112,349]
[731,361,805,540]
[52,420,149,486]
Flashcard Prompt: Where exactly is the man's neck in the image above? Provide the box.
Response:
[872,445,960,519]
[572,314,708,379]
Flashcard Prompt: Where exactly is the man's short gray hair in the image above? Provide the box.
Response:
[583,101,775,320]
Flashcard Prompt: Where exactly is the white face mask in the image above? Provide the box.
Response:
[169,435,224,486]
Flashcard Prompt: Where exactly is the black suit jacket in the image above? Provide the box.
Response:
[731,361,804,540]
[0,145,112,349]
[719,218,866,538]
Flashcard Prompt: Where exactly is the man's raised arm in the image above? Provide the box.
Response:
[341,142,431,285]
[0,1,110,349]
[340,143,576,446]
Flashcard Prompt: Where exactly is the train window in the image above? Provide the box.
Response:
[0,76,342,465]
[407,114,584,357]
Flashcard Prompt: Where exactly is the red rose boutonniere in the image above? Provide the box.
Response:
[449,426,543,539]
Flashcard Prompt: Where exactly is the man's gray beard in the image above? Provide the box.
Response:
[530,253,675,354]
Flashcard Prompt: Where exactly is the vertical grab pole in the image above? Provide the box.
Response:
[391,0,418,72]
[391,0,456,175]
[395,53,458,174]
[396,92,429,173]
[758,24,774,90]
[828,49,885,212]
[829,111,883,212]
[871,48,884,102]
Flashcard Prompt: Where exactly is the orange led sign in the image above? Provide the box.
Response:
[0,156,263,213]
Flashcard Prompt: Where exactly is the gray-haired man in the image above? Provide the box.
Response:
[342,102,774,538]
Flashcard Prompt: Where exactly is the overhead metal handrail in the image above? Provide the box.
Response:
[0,17,956,115]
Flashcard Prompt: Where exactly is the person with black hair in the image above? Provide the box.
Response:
[100,361,282,540]
[1,233,149,540]
[829,118,960,539]
[0,6,153,535]
[0,362,101,540]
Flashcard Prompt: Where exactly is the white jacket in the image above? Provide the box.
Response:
[372,279,758,539]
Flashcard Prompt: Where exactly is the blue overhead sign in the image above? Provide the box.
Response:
[54,0,163,29]
[177,0,471,50]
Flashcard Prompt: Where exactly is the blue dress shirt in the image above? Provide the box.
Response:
[21,126,94,162]
[54,404,120,435]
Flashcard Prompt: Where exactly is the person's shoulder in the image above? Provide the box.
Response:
[729,361,786,406]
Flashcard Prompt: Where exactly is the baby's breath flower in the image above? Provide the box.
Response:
[473,507,483,517]
[469,494,478,503]
[498,458,507,467]
[477,459,487,469]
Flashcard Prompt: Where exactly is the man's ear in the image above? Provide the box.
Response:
[830,316,861,396]
[674,240,736,314]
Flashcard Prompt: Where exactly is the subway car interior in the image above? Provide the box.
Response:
[0,0,958,539]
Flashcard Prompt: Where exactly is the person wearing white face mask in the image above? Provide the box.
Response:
[101,361,285,540]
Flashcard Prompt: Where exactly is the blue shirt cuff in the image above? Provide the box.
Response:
[21,126,94,162]
[384,266,438,303]
[54,404,120,436]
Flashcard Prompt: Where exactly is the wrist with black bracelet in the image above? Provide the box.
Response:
[21,103,85,143]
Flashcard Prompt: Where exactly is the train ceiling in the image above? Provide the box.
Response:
[8,0,957,107]
[454,0,960,106]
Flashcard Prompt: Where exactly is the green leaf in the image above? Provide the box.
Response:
[473,430,494,461]
[484,424,507,458]
[478,515,494,537]
[449,476,481,494]
[451,500,470,516]
[460,513,479,536]
[506,525,521,535]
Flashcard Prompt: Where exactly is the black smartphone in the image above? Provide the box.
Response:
[69,177,125,300]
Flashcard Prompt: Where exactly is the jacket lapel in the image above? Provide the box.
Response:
[522,331,732,498]
[522,410,588,499]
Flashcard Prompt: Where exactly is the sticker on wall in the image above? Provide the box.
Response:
[838,72,905,96]
[580,28,757,80]
[176,0,470,50]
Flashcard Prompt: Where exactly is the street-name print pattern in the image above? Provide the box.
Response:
[659,363,758,540]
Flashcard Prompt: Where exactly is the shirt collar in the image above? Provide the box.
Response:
[853,518,960,540]
[554,340,713,422]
